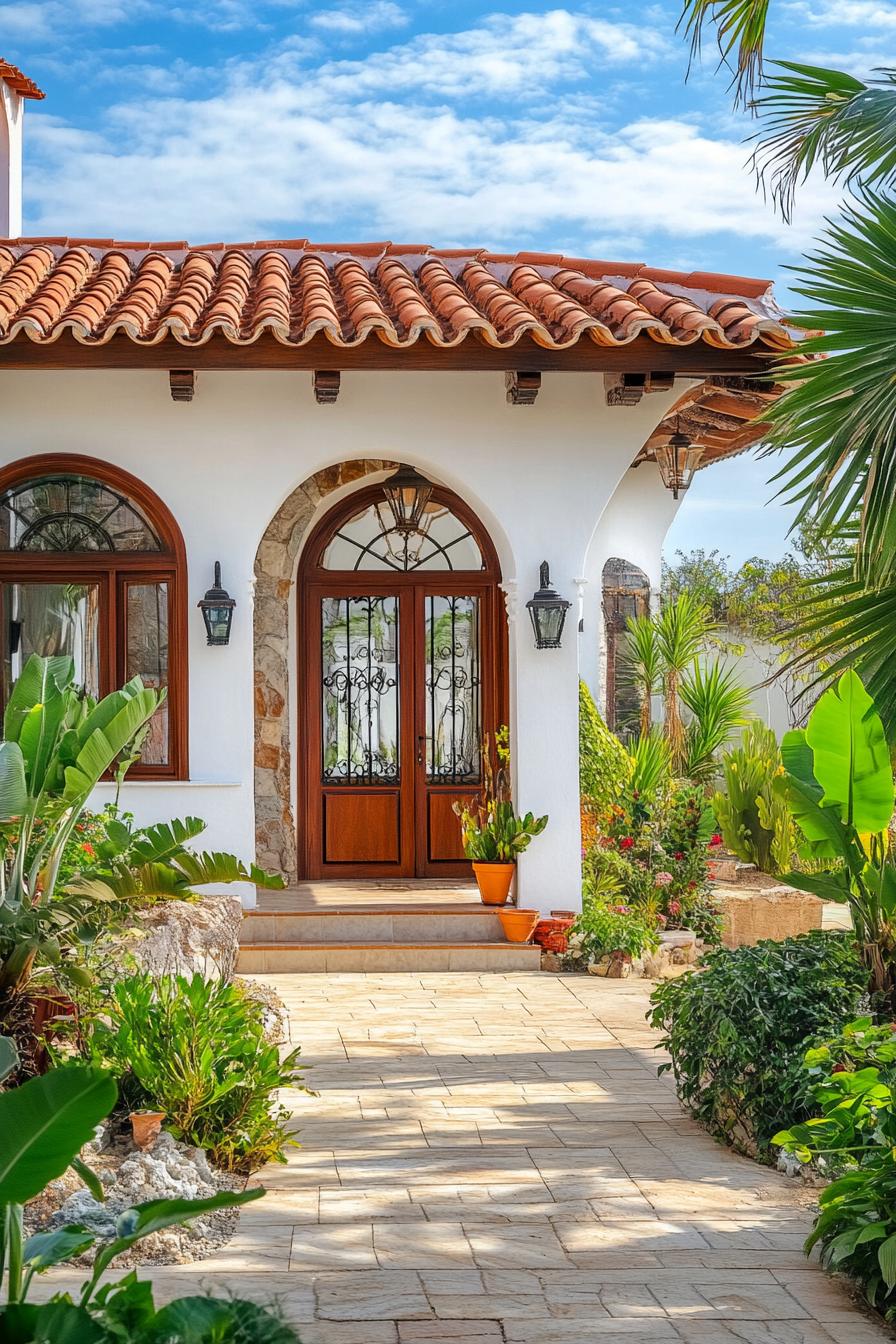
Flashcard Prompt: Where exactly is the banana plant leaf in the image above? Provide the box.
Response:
[126,816,208,865]
[62,690,161,804]
[3,655,74,744]
[0,742,27,823]
[0,1065,116,1205]
[0,1034,19,1083]
[806,669,894,833]
[23,1226,96,1273]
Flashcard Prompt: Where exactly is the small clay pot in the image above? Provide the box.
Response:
[497,908,540,943]
[130,1111,166,1151]
[472,861,515,906]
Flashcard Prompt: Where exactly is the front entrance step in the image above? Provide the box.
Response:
[237,941,542,973]
[240,907,503,946]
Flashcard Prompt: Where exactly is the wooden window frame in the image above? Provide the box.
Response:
[0,453,189,780]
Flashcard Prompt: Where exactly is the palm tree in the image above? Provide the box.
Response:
[678,1,896,729]
[621,613,663,738]
[655,593,709,772]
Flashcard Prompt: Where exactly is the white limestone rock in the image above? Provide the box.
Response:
[101,893,243,980]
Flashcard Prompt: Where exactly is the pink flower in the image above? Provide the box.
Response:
[654,871,673,887]
[668,900,682,916]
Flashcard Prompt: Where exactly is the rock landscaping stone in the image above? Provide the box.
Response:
[715,884,823,947]
[31,1129,242,1267]
[101,893,243,980]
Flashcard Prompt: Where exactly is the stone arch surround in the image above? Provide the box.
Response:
[253,458,394,880]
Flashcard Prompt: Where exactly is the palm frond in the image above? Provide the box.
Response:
[781,565,896,733]
[628,731,671,800]
[763,190,896,589]
[753,62,896,220]
[680,660,753,781]
[678,0,771,105]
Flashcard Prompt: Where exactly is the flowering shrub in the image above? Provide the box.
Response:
[581,781,722,943]
[1,806,121,892]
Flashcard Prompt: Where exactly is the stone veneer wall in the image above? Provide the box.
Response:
[253,459,393,881]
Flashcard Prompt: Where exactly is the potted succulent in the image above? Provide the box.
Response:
[454,728,548,907]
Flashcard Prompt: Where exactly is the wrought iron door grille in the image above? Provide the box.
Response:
[321,595,400,784]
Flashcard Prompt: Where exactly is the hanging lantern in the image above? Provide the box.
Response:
[198,562,236,646]
[655,428,703,500]
[382,464,433,534]
[526,561,572,649]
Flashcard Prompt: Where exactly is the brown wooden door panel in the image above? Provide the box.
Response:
[323,791,401,864]
[427,790,476,863]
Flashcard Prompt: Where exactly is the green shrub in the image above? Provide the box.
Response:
[578,680,632,812]
[570,900,660,963]
[648,931,867,1157]
[774,1025,896,1319]
[83,972,311,1173]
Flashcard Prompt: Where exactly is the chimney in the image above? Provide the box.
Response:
[0,59,44,239]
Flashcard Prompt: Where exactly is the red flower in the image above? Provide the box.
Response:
[709,833,723,848]
[619,837,634,850]
[81,842,96,858]
[831,1063,848,1074]
[674,851,684,861]
[687,881,697,891]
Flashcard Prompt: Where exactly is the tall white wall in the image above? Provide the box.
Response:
[0,81,23,237]
[0,368,682,911]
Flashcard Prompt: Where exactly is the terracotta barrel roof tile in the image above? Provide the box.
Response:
[0,240,793,354]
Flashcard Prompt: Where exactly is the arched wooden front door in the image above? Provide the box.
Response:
[299,482,506,879]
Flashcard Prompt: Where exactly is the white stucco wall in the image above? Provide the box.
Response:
[0,81,23,238]
[0,367,682,911]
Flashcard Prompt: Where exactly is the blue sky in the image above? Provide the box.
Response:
[3,0,895,563]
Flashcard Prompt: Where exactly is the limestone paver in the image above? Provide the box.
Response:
[34,971,895,1343]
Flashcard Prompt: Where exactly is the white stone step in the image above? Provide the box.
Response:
[237,941,542,973]
[240,907,503,946]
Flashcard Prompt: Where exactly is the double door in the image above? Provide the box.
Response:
[302,577,504,877]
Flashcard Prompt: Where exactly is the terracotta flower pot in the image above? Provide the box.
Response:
[472,861,515,906]
[550,909,576,920]
[497,908,540,943]
[130,1111,166,1151]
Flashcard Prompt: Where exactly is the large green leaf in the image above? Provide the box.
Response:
[62,690,161,803]
[780,868,851,904]
[89,1189,264,1284]
[780,729,815,789]
[0,1034,19,1082]
[805,669,894,833]
[3,654,73,744]
[23,1225,96,1272]
[146,1296,299,1343]
[0,1301,108,1344]
[0,742,28,822]
[0,1065,116,1204]
[775,774,849,859]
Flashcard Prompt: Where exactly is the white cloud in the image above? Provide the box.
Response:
[784,0,896,27]
[309,2,408,36]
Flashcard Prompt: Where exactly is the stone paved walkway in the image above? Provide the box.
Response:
[125,973,892,1342]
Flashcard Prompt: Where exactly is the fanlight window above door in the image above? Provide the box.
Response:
[322,498,484,572]
[0,475,162,552]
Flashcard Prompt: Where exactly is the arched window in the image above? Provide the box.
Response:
[321,495,485,572]
[0,454,187,778]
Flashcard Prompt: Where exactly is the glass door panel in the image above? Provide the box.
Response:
[321,595,400,784]
[124,581,170,766]
[424,595,481,784]
[1,581,100,709]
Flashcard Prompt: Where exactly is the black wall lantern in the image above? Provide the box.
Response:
[382,463,433,534]
[198,562,236,646]
[655,424,704,500]
[526,561,571,649]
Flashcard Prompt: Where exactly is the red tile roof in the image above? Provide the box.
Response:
[0,61,44,100]
[0,240,794,352]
